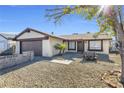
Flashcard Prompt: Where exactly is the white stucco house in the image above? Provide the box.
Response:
[0,33,16,54]
[15,28,112,57]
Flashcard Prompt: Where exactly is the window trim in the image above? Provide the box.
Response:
[88,40,103,51]
[68,41,76,50]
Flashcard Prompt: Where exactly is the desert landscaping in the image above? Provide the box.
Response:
[0,53,121,88]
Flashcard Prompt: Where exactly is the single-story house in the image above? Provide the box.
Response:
[15,28,112,57]
[0,33,16,53]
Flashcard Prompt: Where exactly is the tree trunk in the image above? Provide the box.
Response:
[120,41,124,84]
[59,50,61,55]
[117,24,124,84]
[62,49,65,54]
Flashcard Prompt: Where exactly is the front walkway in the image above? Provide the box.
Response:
[0,53,121,88]
[50,52,83,64]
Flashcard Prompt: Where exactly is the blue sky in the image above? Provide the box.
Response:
[0,5,99,35]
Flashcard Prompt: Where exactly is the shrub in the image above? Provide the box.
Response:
[54,43,66,55]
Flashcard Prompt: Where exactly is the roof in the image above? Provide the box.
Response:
[61,33,112,40]
[15,28,65,40]
[0,33,16,40]
[15,27,112,41]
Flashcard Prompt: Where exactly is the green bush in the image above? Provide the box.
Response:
[54,43,66,55]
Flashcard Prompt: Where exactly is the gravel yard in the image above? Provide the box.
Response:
[0,53,121,88]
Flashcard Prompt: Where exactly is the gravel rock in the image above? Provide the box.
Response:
[0,53,121,88]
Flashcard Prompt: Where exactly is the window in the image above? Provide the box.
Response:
[88,40,102,51]
[68,41,76,50]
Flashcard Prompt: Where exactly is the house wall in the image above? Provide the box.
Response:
[15,30,64,57]
[84,40,110,54]
[16,30,46,55]
[64,40,110,54]
[63,41,68,52]
[102,40,110,54]
[0,36,8,53]
[17,30,46,39]
[84,41,88,52]
[42,37,64,57]
[15,41,20,54]
[15,39,110,57]
[49,37,64,56]
[16,37,64,57]
[15,29,111,57]
[42,39,52,57]
[8,40,16,47]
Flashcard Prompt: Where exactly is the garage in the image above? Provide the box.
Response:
[21,41,42,56]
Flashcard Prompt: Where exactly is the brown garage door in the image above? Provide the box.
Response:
[22,41,42,56]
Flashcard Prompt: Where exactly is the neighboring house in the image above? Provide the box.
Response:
[15,28,112,57]
[0,33,16,53]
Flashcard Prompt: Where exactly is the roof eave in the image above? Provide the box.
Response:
[63,38,112,41]
[15,28,65,40]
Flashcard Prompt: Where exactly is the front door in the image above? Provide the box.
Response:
[77,41,84,52]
